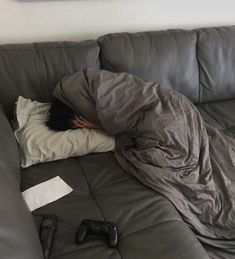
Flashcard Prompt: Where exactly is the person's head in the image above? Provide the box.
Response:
[46,99,100,131]
[46,99,78,131]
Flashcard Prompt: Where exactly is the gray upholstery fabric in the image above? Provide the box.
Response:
[98,30,199,102]
[0,105,43,259]
[0,41,100,120]
[21,153,209,259]
[197,99,235,138]
[196,26,235,102]
[0,103,20,180]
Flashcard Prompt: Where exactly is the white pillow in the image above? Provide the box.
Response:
[14,96,115,168]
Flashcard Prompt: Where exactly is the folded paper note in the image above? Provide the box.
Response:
[22,176,73,211]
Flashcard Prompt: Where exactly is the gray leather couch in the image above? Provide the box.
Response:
[1,25,235,259]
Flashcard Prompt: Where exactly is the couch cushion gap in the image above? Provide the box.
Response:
[75,158,125,259]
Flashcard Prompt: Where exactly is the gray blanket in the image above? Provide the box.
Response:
[53,68,235,258]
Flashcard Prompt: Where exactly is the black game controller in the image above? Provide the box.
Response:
[76,219,118,248]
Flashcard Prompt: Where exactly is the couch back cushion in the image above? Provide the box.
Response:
[0,41,100,119]
[196,26,235,103]
[98,30,199,102]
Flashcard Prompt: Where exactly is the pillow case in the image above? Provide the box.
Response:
[14,96,115,168]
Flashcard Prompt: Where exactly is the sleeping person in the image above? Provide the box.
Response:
[47,67,235,256]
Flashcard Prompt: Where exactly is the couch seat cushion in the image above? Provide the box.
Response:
[197,99,235,138]
[21,152,208,259]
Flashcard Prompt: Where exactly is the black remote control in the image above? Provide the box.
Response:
[76,219,118,248]
[39,215,57,259]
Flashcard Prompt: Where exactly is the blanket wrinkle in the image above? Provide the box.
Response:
[53,67,235,258]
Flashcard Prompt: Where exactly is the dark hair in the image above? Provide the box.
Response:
[46,99,77,131]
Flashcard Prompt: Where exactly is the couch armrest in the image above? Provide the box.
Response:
[0,103,20,181]
[0,104,44,259]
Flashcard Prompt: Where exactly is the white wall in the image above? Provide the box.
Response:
[0,0,235,44]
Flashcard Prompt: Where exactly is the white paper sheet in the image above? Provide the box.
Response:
[22,176,73,211]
